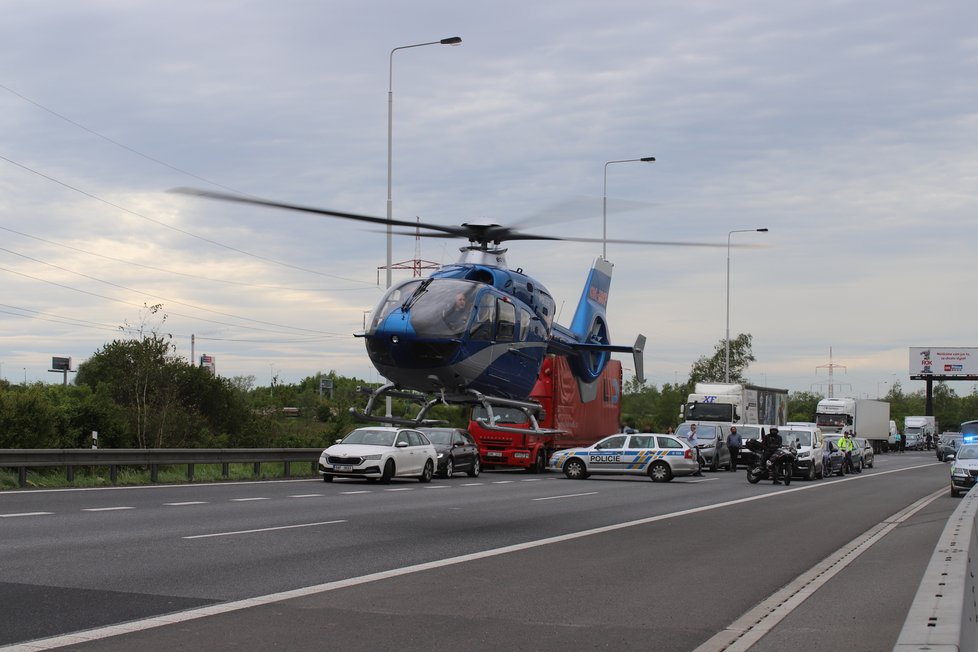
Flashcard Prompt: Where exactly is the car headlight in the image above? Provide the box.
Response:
[797,451,811,460]
[437,452,445,459]
[952,467,969,477]
[363,454,382,461]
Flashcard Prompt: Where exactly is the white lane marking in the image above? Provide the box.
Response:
[164,501,208,506]
[521,479,542,482]
[492,480,515,484]
[230,498,269,502]
[0,512,54,518]
[460,483,483,487]
[424,485,450,490]
[693,485,947,652]
[384,488,413,492]
[81,507,134,512]
[183,520,346,540]
[14,462,943,650]
[340,491,371,495]
[532,492,599,501]
[288,494,324,498]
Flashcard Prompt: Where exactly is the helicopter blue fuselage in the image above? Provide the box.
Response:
[363,265,554,399]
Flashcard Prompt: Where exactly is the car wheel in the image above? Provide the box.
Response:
[418,460,434,483]
[468,456,481,477]
[710,453,719,473]
[648,461,673,483]
[806,463,816,481]
[563,458,588,480]
[322,474,333,483]
[442,458,454,478]
[380,459,395,484]
[951,486,960,497]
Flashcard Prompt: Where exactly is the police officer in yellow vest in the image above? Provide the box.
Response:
[838,431,856,473]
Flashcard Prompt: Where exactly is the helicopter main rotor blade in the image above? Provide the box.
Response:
[558,236,765,248]
[171,187,466,237]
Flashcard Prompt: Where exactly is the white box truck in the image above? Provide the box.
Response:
[904,416,937,450]
[682,383,788,425]
[815,397,890,453]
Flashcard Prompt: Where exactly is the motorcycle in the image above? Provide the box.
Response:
[744,439,796,485]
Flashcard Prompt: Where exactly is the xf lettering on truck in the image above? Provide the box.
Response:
[590,454,621,463]
[703,396,717,403]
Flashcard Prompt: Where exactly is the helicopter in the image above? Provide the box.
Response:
[175,188,737,431]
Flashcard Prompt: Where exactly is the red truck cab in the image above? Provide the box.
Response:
[468,355,623,471]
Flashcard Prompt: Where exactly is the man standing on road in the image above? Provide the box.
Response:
[839,431,857,472]
[688,424,703,476]
[727,426,742,472]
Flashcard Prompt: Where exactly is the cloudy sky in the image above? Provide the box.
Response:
[1,0,976,399]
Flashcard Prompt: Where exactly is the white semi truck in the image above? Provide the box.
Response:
[903,416,937,449]
[682,382,788,425]
[815,397,890,453]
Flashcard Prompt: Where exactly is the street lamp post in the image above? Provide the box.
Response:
[725,228,768,383]
[387,36,462,290]
[386,36,461,417]
[602,156,655,260]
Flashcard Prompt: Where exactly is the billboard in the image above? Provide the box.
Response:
[909,347,978,377]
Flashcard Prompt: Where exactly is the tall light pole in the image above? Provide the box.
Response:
[386,36,461,418]
[602,156,655,260]
[725,228,768,383]
[387,36,462,290]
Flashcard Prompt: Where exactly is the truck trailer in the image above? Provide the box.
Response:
[468,355,622,472]
[681,382,788,425]
[815,398,890,453]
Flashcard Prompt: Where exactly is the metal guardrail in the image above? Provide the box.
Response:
[0,448,323,487]
[894,487,978,651]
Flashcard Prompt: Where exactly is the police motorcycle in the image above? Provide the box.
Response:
[745,438,797,486]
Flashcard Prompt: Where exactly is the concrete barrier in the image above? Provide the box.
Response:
[894,487,978,651]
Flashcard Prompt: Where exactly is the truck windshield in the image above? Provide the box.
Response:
[816,414,848,428]
[685,403,733,422]
[472,406,530,426]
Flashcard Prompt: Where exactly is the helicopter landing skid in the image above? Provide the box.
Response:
[350,384,561,435]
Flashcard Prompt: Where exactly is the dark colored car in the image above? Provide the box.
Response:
[419,428,481,478]
[937,432,962,462]
[824,435,862,472]
[822,439,846,477]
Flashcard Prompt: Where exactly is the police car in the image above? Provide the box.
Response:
[950,443,978,497]
[548,433,699,482]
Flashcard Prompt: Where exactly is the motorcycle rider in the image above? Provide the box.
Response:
[761,427,784,484]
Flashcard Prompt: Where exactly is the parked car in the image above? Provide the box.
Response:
[937,432,963,462]
[548,433,699,482]
[675,422,733,472]
[822,439,846,476]
[734,424,767,468]
[950,444,978,497]
[778,426,824,480]
[318,427,437,483]
[824,435,862,472]
[419,427,481,478]
[856,437,874,468]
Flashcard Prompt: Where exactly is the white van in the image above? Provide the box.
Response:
[778,425,824,480]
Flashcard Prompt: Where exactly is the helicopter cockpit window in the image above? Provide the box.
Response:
[368,279,423,334]
[470,294,496,341]
[402,279,479,339]
[496,300,516,342]
[519,308,533,341]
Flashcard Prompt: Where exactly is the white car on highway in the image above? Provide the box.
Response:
[548,433,699,482]
[318,427,437,483]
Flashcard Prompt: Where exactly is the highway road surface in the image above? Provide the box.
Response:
[0,449,953,651]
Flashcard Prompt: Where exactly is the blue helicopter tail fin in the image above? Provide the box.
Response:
[568,257,613,344]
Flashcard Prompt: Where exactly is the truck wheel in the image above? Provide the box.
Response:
[648,461,673,482]
[529,451,545,474]
[563,458,588,480]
